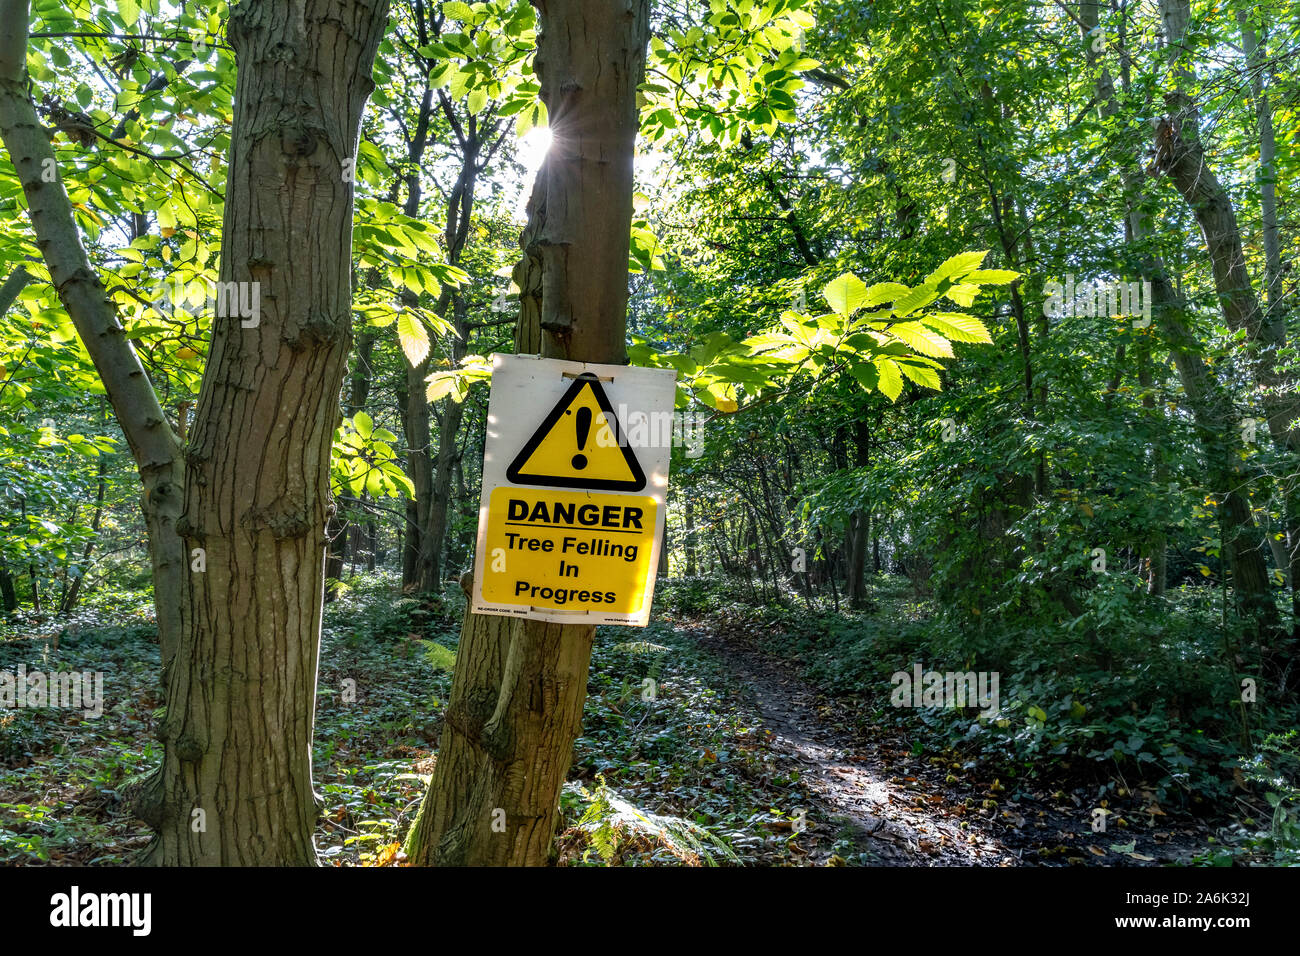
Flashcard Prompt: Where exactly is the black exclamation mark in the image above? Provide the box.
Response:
[572,406,591,470]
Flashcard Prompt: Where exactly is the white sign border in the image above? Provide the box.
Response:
[469,352,676,626]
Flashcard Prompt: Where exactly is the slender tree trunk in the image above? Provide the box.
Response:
[846,512,868,606]
[326,333,372,601]
[1152,0,1293,633]
[0,1,186,661]
[0,555,16,613]
[60,454,108,614]
[1138,345,1167,596]
[406,0,651,866]
[1237,12,1282,319]
[684,497,697,576]
[423,309,467,589]
[1081,0,1275,626]
[133,0,389,865]
[403,359,435,587]
[845,420,871,606]
[1238,13,1299,631]
[421,117,497,591]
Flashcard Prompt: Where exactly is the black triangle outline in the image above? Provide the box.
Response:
[506,372,647,492]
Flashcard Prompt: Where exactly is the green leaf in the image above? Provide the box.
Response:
[742,331,800,354]
[923,312,994,344]
[943,283,981,307]
[897,361,941,390]
[442,1,474,20]
[888,321,953,358]
[850,363,878,391]
[924,250,989,285]
[398,312,430,366]
[822,273,869,317]
[517,102,546,137]
[353,412,374,439]
[873,358,903,402]
[891,284,939,316]
[861,282,910,308]
[964,269,1020,284]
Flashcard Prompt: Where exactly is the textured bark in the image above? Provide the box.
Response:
[135,0,389,865]
[0,0,186,663]
[407,0,650,866]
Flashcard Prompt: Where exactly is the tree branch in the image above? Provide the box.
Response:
[0,0,180,472]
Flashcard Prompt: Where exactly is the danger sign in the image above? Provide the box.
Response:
[470,353,676,626]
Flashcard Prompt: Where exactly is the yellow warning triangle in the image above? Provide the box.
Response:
[507,373,646,491]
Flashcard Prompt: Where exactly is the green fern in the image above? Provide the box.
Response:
[419,640,457,672]
[611,641,671,655]
[571,776,740,867]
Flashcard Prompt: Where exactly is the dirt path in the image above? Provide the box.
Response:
[686,623,1010,864]
[683,621,1212,867]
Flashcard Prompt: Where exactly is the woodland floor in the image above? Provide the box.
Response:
[0,578,1238,866]
[681,617,1214,866]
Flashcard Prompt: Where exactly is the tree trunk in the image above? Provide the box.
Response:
[423,300,468,589]
[845,420,871,606]
[403,358,435,587]
[0,555,15,614]
[406,0,651,867]
[0,1,186,662]
[326,333,372,602]
[134,0,389,865]
[1081,0,1275,627]
[1236,11,1297,630]
[684,498,696,576]
[1137,345,1167,596]
[419,115,496,592]
[60,453,108,614]
[846,511,868,606]
[1236,11,1283,319]
[1152,0,1292,632]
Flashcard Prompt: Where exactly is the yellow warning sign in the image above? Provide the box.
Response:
[479,488,657,615]
[506,373,645,491]
[471,354,675,626]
